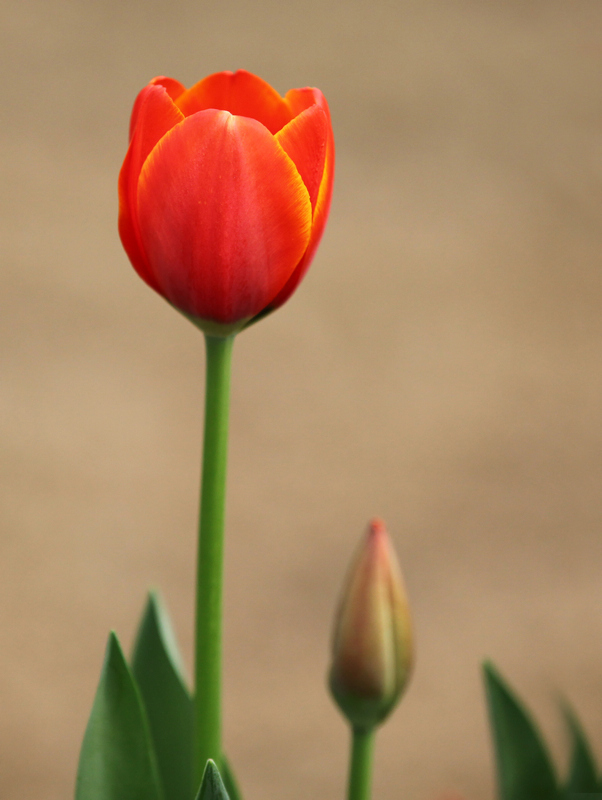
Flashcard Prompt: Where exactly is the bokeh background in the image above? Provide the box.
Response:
[2,0,602,797]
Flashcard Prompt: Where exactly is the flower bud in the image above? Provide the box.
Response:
[329,518,413,730]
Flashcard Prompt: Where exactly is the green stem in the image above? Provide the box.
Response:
[347,727,376,800]
[194,334,235,784]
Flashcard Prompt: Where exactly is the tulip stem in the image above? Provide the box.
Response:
[347,727,376,800]
[194,333,235,785]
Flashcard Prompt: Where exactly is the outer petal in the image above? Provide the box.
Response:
[275,105,328,211]
[129,76,186,141]
[265,92,335,311]
[175,70,292,134]
[118,85,184,291]
[284,86,326,117]
[136,109,312,324]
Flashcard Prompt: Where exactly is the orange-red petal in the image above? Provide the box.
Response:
[267,94,335,311]
[275,105,328,211]
[129,76,186,141]
[118,85,184,291]
[285,86,329,118]
[175,70,292,134]
[136,109,312,324]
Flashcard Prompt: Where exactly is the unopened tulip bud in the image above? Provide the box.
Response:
[329,519,413,730]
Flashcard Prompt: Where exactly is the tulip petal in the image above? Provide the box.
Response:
[275,105,328,212]
[136,109,312,324]
[285,87,327,117]
[257,89,334,313]
[118,85,185,291]
[175,70,292,134]
[266,106,334,311]
[129,76,186,141]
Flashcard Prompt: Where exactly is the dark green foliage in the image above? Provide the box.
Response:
[132,592,194,800]
[562,704,600,795]
[75,632,162,800]
[195,760,230,800]
[220,754,243,800]
[77,594,244,800]
[484,662,602,800]
[483,661,560,800]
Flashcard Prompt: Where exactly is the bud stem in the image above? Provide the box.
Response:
[194,334,235,784]
[348,727,376,800]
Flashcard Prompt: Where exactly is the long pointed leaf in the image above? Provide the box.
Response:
[132,591,194,800]
[195,760,230,800]
[483,661,559,800]
[220,754,243,800]
[75,631,162,800]
[562,703,599,793]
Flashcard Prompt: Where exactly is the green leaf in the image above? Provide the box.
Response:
[75,631,162,800]
[483,661,559,800]
[561,703,599,794]
[131,591,194,800]
[220,754,242,800]
[195,760,230,800]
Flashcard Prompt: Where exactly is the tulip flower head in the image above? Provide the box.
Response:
[329,519,413,730]
[119,70,334,336]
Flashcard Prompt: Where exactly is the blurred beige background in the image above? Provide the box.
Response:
[2,0,602,798]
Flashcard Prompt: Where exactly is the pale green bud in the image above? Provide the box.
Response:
[329,518,414,730]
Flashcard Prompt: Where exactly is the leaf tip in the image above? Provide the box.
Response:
[106,629,126,665]
[196,759,230,800]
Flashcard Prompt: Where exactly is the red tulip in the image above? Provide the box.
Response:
[118,70,334,335]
